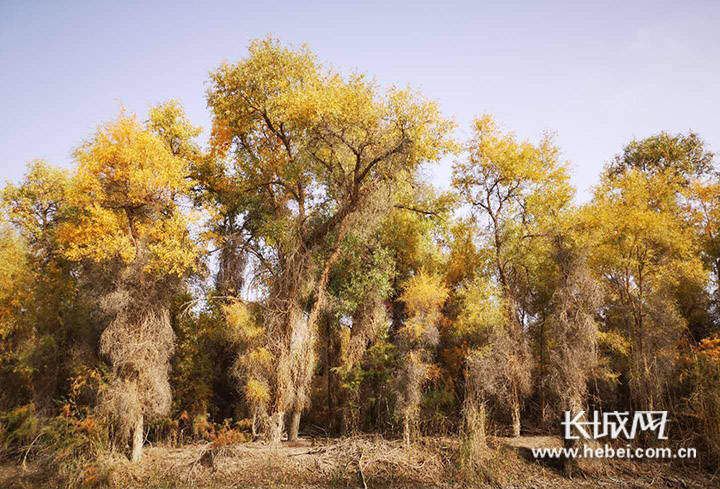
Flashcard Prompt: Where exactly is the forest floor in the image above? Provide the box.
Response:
[1,435,716,488]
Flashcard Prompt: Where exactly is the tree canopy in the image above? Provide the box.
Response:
[1,37,719,474]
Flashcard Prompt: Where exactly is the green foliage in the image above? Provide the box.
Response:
[171,301,234,421]
[1,34,719,479]
[607,130,714,182]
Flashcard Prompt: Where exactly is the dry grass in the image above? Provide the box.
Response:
[100,435,445,488]
[1,435,717,488]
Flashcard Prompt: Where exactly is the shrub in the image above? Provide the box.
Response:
[0,403,108,487]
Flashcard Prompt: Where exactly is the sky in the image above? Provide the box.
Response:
[1,0,718,202]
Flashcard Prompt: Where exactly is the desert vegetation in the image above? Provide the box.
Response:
[1,37,720,488]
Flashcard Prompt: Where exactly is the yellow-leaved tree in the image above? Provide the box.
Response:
[452,114,573,437]
[0,161,86,409]
[206,37,455,442]
[689,177,720,302]
[0,223,31,350]
[454,276,505,457]
[396,271,448,445]
[0,223,34,411]
[222,300,272,437]
[58,107,200,462]
[583,168,706,412]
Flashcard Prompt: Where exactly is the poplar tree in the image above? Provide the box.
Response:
[206,38,454,442]
[58,108,200,461]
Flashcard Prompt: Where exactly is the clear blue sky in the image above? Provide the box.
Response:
[2,0,718,201]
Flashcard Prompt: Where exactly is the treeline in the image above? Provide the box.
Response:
[1,38,719,470]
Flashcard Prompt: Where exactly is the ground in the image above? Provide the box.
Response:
[0,436,715,488]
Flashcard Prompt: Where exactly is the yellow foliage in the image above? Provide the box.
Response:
[398,271,448,344]
[400,271,449,316]
[401,318,430,342]
[597,331,631,357]
[74,114,188,207]
[688,179,720,277]
[147,99,202,158]
[453,114,574,233]
[244,377,270,404]
[207,36,456,249]
[223,301,264,343]
[247,347,273,370]
[455,277,505,337]
[585,169,706,293]
[0,225,31,339]
[697,336,720,363]
[57,110,198,277]
[210,425,249,447]
[1,160,69,247]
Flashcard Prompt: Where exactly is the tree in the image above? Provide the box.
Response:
[224,300,272,437]
[688,177,720,325]
[584,168,706,412]
[0,223,33,409]
[0,224,29,341]
[455,277,505,455]
[206,37,454,442]
[541,233,604,474]
[314,180,451,436]
[323,212,395,435]
[395,271,448,445]
[606,131,714,183]
[57,108,200,461]
[2,161,69,257]
[0,161,89,409]
[452,115,573,436]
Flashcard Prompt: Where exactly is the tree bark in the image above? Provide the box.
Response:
[403,415,411,447]
[478,401,486,446]
[511,386,521,438]
[287,219,351,438]
[464,398,486,459]
[269,411,285,445]
[325,315,336,433]
[305,220,349,333]
[131,413,143,462]
[288,411,301,441]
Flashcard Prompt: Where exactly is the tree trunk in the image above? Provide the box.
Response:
[131,413,144,462]
[539,312,547,425]
[337,388,347,436]
[564,397,602,475]
[326,316,335,433]
[305,221,348,334]
[464,399,486,458]
[511,387,521,438]
[269,411,284,445]
[403,415,411,447]
[286,219,350,437]
[328,341,346,435]
[288,411,301,441]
